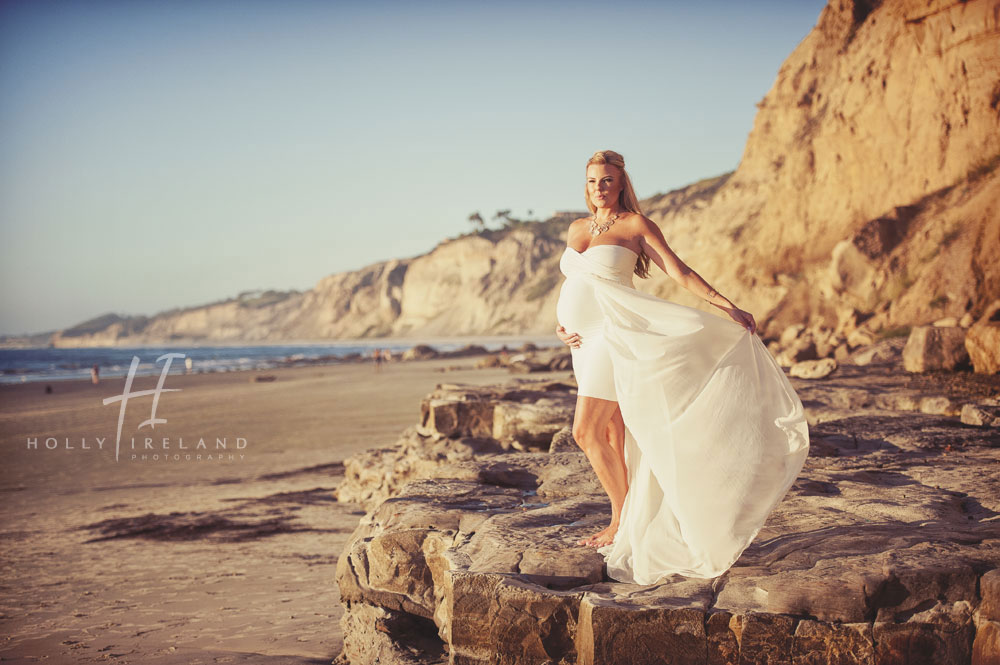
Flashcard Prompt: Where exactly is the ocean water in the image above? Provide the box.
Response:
[0,336,560,385]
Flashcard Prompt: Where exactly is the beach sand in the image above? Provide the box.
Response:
[0,356,563,663]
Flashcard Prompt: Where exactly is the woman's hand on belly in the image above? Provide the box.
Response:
[556,325,582,349]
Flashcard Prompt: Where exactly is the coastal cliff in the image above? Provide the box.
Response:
[43,225,570,347]
[33,0,1000,352]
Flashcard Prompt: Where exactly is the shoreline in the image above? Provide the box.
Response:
[0,332,564,351]
[0,335,563,386]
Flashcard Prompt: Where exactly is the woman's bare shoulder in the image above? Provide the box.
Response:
[622,211,651,224]
[622,212,657,232]
[566,217,591,242]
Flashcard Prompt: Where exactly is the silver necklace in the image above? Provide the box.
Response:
[589,212,619,237]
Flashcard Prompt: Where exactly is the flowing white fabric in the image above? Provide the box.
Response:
[555,245,810,583]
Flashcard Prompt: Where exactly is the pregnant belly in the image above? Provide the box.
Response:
[556,276,605,333]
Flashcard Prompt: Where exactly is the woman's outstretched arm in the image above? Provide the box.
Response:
[636,215,756,333]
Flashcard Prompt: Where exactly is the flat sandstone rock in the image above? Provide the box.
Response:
[333,366,1000,665]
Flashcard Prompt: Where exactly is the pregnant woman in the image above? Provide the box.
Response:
[555,150,810,583]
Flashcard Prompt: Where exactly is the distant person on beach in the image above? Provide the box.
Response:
[185,357,193,374]
[90,364,99,385]
[553,149,809,584]
[384,349,392,363]
[373,348,383,372]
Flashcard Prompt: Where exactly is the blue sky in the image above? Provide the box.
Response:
[0,0,826,336]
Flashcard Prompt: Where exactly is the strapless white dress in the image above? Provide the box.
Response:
[555,244,810,583]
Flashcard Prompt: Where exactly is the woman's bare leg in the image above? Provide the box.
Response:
[572,397,629,547]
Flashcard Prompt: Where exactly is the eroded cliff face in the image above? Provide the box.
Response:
[638,0,1000,338]
[46,0,1000,347]
[47,229,567,346]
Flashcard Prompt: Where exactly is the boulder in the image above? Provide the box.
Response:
[961,403,1000,428]
[421,391,495,439]
[903,326,971,372]
[965,301,1000,374]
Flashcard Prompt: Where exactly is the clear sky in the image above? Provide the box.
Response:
[0,0,826,336]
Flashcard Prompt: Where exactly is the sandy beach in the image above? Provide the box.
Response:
[0,355,562,663]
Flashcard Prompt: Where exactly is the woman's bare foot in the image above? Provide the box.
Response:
[577,522,619,548]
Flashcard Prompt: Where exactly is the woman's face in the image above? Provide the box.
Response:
[587,163,623,210]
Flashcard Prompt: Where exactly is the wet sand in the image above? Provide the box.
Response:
[0,357,545,663]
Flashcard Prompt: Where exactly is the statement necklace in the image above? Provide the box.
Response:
[589,212,619,237]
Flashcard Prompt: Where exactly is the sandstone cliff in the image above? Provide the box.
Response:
[44,221,573,347]
[636,0,1000,339]
[39,0,1000,350]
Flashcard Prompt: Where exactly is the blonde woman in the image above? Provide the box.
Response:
[554,150,809,583]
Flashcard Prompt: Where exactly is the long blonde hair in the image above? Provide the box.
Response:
[585,150,650,278]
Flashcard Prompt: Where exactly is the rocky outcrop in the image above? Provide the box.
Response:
[333,350,1000,665]
[334,380,577,511]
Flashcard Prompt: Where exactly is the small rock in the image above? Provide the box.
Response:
[918,396,961,416]
[933,317,959,327]
[959,312,974,328]
[851,338,905,366]
[403,344,439,361]
[902,326,970,372]
[790,358,838,379]
[960,403,1000,427]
